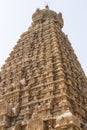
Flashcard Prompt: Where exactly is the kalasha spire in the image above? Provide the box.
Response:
[0,7,87,130]
[45,4,49,9]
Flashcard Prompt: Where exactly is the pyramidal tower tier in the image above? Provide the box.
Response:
[0,6,87,130]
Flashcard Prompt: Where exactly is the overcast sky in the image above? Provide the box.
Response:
[0,0,87,75]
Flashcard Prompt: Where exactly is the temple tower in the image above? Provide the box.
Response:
[0,6,87,130]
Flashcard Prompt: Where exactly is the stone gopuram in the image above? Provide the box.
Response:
[0,6,87,130]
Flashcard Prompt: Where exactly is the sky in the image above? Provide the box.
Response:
[0,0,87,75]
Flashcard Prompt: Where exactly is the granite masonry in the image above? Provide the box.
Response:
[0,6,87,130]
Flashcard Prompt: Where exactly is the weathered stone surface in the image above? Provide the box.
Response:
[0,6,87,130]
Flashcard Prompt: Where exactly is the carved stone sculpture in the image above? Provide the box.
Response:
[0,5,87,130]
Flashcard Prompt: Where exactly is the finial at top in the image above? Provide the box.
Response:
[44,0,50,8]
[45,5,49,9]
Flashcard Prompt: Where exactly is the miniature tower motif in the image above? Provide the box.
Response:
[0,6,87,130]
